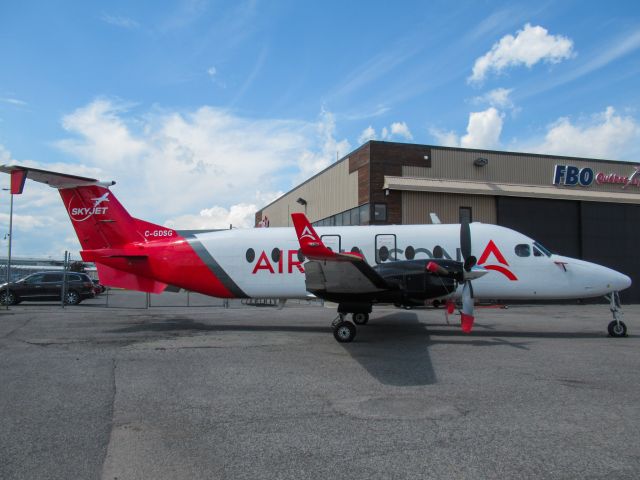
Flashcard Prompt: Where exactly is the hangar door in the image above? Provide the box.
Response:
[581,203,640,303]
[496,197,581,258]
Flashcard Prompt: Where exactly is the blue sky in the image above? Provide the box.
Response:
[1,0,640,256]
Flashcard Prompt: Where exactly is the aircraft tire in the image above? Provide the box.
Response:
[333,321,356,343]
[608,320,627,338]
[352,313,369,325]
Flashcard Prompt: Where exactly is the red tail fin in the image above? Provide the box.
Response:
[59,186,141,249]
[291,212,364,261]
[291,213,335,259]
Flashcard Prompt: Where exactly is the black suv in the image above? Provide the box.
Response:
[0,272,96,305]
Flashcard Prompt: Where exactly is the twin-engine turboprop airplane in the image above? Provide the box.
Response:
[0,165,632,342]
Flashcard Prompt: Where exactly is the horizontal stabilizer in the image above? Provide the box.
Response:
[96,264,168,294]
[0,164,115,189]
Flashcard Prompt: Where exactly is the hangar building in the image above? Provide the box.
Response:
[255,141,640,302]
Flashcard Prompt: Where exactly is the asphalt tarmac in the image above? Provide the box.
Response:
[1,291,639,479]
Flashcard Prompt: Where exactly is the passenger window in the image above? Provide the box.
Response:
[43,273,63,282]
[515,244,530,257]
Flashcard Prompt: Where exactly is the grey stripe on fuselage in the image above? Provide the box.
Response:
[184,234,249,298]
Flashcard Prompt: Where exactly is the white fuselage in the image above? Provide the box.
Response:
[192,223,631,300]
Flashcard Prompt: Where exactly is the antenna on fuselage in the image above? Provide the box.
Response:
[429,213,441,224]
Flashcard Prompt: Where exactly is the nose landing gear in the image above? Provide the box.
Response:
[607,292,627,338]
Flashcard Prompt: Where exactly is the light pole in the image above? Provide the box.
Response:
[2,187,13,310]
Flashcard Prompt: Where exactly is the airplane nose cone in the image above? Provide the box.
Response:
[613,272,632,292]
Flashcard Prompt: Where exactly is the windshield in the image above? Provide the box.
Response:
[533,241,552,257]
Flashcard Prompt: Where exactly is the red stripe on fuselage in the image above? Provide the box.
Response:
[482,264,518,281]
[81,233,237,298]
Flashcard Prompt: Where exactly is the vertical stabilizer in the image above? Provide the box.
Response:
[59,186,143,249]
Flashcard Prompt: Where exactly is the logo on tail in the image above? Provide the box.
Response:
[300,225,315,240]
[91,192,110,207]
[68,192,110,222]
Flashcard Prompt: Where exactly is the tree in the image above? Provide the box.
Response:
[69,261,86,273]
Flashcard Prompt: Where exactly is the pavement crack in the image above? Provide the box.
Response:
[99,357,117,480]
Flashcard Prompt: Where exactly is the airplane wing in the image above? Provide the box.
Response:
[290,213,391,295]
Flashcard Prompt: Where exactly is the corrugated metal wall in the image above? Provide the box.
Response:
[407,149,640,195]
[402,191,496,224]
[259,159,359,226]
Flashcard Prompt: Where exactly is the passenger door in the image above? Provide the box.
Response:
[375,234,397,263]
[321,235,341,253]
[42,272,64,299]
[20,273,46,299]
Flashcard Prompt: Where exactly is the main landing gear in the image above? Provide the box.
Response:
[331,303,372,342]
[607,292,627,338]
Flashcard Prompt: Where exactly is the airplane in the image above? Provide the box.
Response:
[0,164,632,342]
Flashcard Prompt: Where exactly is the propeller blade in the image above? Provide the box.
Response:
[446,299,455,314]
[460,219,471,264]
[461,281,475,333]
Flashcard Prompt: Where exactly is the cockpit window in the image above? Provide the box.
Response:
[515,244,530,257]
[533,241,552,257]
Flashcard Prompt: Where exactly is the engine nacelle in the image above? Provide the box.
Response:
[374,259,461,304]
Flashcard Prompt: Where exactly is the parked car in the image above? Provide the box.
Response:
[92,279,106,295]
[0,271,96,305]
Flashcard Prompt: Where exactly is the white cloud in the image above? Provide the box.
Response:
[207,66,217,77]
[164,191,283,230]
[469,24,574,84]
[531,107,640,159]
[429,128,460,148]
[361,121,414,144]
[0,144,12,162]
[461,108,503,148]
[57,99,146,166]
[430,107,504,149]
[165,203,258,230]
[390,121,413,140]
[56,99,348,222]
[100,13,140,29]
[358,126,377,144]
[293,109,351,184]
[0,97,27,107]
[0,101,350,256]
[472,87,514,109]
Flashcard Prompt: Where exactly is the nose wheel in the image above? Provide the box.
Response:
[607,292,628,338]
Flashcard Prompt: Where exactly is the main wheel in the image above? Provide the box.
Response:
[64,290,81,305]
[0,290,17,306]
[352,312,369,325]
[333,321,356,343]
[608,320,627,337]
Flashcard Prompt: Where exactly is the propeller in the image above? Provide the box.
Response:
[425,221,487,332]
[459,219,477,333]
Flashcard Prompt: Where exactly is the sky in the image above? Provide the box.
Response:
[0,0,639,258]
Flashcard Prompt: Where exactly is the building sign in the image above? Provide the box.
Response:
[553,164,640,189]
